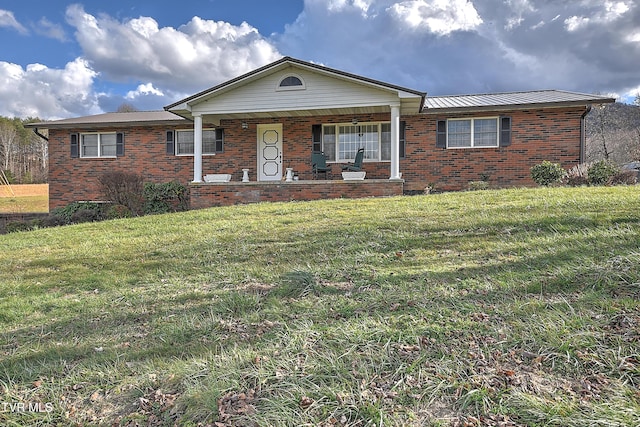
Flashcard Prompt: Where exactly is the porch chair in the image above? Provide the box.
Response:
[341,148,365,172]
[312,151,331,179]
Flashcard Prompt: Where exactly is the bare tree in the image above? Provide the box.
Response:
[116,103,139,113]
[0,117,48,183]
[586,102,640,165]
[0,118,19,173]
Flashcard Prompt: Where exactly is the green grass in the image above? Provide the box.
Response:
[1,186,639,426]
[0,195,48,213]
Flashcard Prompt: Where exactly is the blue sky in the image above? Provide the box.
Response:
[1,0,639,119]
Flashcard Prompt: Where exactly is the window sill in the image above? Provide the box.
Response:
[446,146,499,149]
[80,156,117,159]
[328,160,392,164]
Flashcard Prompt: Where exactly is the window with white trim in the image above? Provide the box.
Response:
[447,118,499,148]
[277,75,305,91]
[174,129,224,155]
[81,133,117,158]
[319,122,394,162]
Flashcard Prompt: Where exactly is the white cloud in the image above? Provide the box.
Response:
[0,58,99,119]
[65,4,282,93]
[530,20,545,30]
[126,83,164,100]
[504,0,535,30]
[388,0,482,35]
[35,17,67,41]
[603,1,630,20]
[627,31,640,43]
[0,9,27,34]
[325,0,376,17]
[565,0,632,32]
[3,0,640,119]
[621,86,640,103]
[564,15,590,32]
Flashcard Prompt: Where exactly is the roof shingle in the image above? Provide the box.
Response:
[26,111,187,129]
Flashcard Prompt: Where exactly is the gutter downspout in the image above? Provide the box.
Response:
[580,106,591,164]
[32,128,49,142]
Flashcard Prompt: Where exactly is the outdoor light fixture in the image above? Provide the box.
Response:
[351,118,358,125]
[241,122,249,129]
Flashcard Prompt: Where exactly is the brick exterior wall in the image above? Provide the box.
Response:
[47,106,587,209]
[403,107,587,192]
[190,180,404,209]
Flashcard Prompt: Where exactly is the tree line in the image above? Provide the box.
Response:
[0,117,47,184]
[0,100,639,185]
[585,98,640,165]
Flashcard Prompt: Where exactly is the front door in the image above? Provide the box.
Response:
[257,123,283,181]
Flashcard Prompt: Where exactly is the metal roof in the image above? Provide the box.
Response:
[422,90,615,113]
[25,111,188,129]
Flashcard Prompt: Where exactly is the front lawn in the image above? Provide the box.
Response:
[1,186,638,426]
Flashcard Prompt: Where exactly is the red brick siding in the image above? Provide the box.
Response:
[401,107,586,191]
[190,180,403,209]
[47,106,586,209]
[48,125,194,209]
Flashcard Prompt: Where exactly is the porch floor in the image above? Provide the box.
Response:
[189,179,404,209]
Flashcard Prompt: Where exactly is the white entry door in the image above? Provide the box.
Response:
[257,123,283,181]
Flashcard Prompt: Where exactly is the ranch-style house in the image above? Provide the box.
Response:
[28,57,614,210]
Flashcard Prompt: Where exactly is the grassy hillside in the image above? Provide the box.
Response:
[0,184,48,213]
[1,187,639,426]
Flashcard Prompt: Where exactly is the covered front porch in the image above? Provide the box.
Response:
[189,178,404,209]
[164,57,425,203]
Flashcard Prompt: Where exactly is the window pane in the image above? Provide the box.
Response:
[338,125,360,160]
[280,76,303,87]
[381,123,391,161]
[176,131,194,155]
[100,133,117,157]
[474,119,498,147]
[360,124,379,160]
[448,120,471,148]
[81,134,99,157]
[202,130,216,154]
[322,125,336,161]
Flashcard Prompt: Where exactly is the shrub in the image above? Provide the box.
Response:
[41,214,68,228]
[608,169,637,185]
[588,160,619,186]
[71,208,103,224]
[143,181,189,214]
[98,171,144,216]
[563,163,590,187]
[2,170,15,184]
[467,181,489,191]
[530,161,565,186]
[5,219,42,233]
[105,204,133,219]
[50,201,107,224]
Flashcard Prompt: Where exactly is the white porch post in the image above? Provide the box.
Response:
[390,104,401,180]
[192,114,203,183]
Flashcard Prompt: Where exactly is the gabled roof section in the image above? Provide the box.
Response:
[422,90,615,113]
[164,56,426,113]
[25,111,188,129]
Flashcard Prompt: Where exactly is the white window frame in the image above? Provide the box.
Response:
[175,129,222,156]
[276,74,306,91]
[80,132,117,158]
[447,117,499,149]
[320,121,391,163]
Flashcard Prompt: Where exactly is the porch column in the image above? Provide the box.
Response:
[389,103,401,180]
[192,114,203,183]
